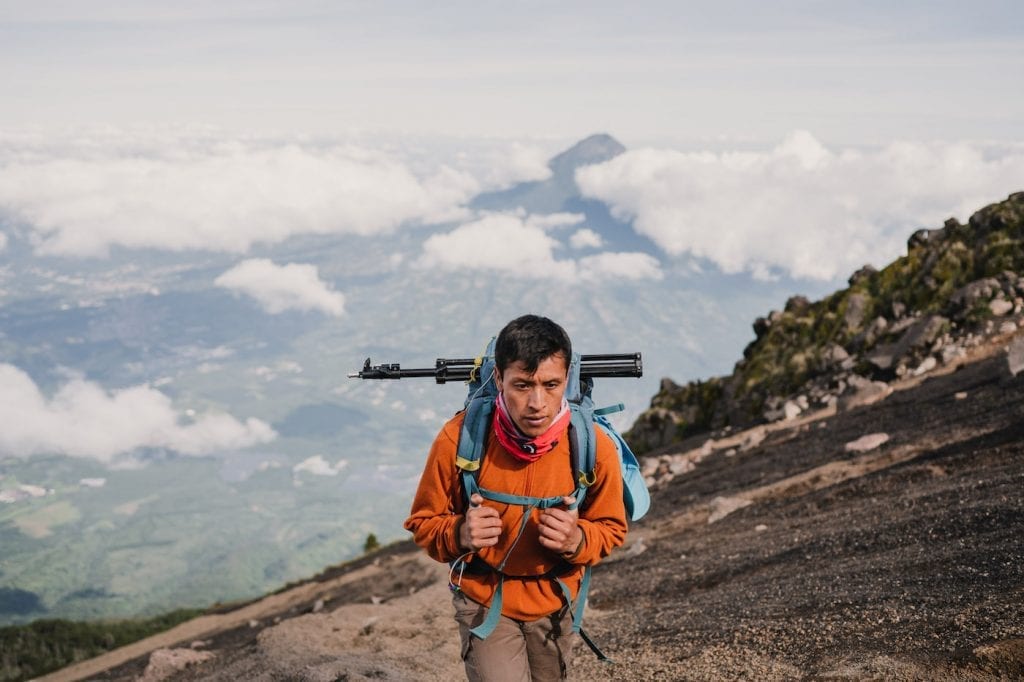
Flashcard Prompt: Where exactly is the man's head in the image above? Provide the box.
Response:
[494,315,572,437]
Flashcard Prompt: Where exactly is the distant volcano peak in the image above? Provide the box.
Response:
[548,133,626,177]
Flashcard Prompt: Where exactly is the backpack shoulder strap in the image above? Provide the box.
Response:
[454,339,498,497]
[565,352,597,511]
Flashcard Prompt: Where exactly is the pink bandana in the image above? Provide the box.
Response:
[492,393,571,463]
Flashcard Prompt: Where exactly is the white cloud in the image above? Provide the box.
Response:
[578,252,664,282]
[0,132,479,257]
[215,259,345,316]
[526,212,585,229]
[576,131,1024,281]
[453,142,554,189]
[293,455,349,477]
[419,213,570,278]
[569,228,603,249]
[0,232,7,251]
[418,212,662,282]
[0,364,276,463]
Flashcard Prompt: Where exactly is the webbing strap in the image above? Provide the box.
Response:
[474,486,569,510]
[555,566,610,661]
[579,628,612,663]
[469,574,504,640]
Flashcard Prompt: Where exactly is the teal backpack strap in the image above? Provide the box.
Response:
[469,575,506,639]
[456,338,499,502]
[565,351,597,511]
[554,567,611,662]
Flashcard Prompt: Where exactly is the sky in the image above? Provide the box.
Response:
[0,2,1022,316]
[2,0,1023,144]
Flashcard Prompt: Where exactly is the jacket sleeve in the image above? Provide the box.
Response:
[403,418,469,564]
[566,428,627,566]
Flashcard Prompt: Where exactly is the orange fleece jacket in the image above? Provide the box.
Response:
[404,411,627,621]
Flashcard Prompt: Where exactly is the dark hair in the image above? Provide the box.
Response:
[494,314,572,374]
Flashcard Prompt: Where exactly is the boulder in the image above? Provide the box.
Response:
[869,315,948,374]
[785,295,811,314]
[1009,336,1024,377]
[907,227,945,250]
[950,277,1001,310]
[908,316,950,349]
[752,316,771,339]
[740,427,767,452]
[140,648,215,682]
[837,376,893,411]
[912,356,938,376]
[867,347,896,371]
[844,293,868,331]
[940,344,967,365]
[848,264,877,287]
[990,298,1014,316]
[844,433,890,453]
[823,344,850,366]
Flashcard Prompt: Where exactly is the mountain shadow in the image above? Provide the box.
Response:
[471,133,661,255]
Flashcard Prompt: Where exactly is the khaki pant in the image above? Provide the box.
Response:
[452,592,577,681]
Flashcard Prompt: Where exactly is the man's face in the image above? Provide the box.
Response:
[496,353,569,437]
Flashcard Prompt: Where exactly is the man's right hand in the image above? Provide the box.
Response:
[459,493,502,551]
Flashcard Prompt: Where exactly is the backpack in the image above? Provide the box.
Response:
[451,337,650,661]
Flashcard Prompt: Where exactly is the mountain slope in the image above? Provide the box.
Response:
[37,333,1024,681]
[627,191,1024,453]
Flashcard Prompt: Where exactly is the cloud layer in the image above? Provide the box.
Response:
[418,212,662,282]
[215,259,345,316]
[0,132,492,257]
[576,132,1024,281]
[0,364,276,463]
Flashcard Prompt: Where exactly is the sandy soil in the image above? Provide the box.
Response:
[41,342,1024,681]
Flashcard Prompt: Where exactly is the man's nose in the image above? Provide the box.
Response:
[527,387,545,409]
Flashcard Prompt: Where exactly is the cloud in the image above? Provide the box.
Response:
[0,131,480,257]
[293,455,349,477]
[527,212,585,229]
[419,213,569,278]
[451,142,554,189]
[418,212,662,282]
[215,259,345,316]
[569,228,603,249]
[0,364,276,463]
[0,231,7,251]
[576,131,1024,281]
[578,252,663,281]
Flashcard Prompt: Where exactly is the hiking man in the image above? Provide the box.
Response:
[405,314,628,681]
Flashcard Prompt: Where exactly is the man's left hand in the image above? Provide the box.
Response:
[538,496,583,555]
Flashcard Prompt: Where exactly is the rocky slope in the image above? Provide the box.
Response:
[627,192,1024,454]
[35,331,1024,681]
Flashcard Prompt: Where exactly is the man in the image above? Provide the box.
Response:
[405,315,627,681]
